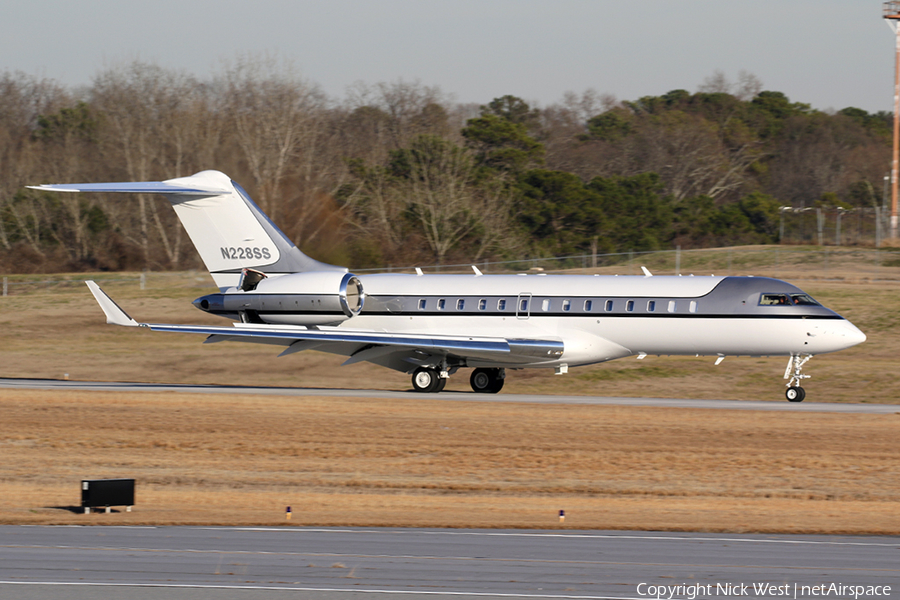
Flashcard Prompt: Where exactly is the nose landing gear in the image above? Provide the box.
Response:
[784,354,812,402]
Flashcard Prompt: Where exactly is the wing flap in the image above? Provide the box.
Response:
[146,322,523,357]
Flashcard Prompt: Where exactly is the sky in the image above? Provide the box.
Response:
[3,0,897,113]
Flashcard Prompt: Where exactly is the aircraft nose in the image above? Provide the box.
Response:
[833,321,866,349]
[846,324,867,346]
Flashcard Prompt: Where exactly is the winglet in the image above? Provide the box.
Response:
[84,281,140,327]
[641,266,653,277]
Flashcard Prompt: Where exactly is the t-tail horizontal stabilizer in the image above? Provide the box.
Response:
[85,281,139,327]
[31,170,344,289]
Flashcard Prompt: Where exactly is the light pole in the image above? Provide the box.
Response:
[883,2,900,239]
[779,206,791,243]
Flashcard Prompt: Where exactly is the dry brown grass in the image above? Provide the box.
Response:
[2,389,898,533]
[1,260,899,533]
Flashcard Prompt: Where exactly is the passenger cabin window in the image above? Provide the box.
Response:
[647,300,656,312]
[667,300,677,313]
[584,300,593,311]
[626,300,634,312]
[689,300,698,313]
[498,299,507,310]
[605,300,613,312]
[418,299,426,310]
[519,298,528,311]
[541,299,550,311]
[438,298,446,310]
[562,299,571,311]
[457,299,465,310]
[478,298,487,310]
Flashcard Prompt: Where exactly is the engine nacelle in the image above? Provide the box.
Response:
[194,271,365,326]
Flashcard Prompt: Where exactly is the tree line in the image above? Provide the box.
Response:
[0,61,890,274]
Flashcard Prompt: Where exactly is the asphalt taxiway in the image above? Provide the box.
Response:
[1,526,897,599]
[1,377,897,413]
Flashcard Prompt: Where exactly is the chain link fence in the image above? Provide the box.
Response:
[3,245,900,297]
[0,271,214,297]
[777,206,892,247]
[358,246,900,279]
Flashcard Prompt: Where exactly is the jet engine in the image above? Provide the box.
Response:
[194,271,365,326]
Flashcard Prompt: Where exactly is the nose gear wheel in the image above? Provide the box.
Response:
[784,354,812,402]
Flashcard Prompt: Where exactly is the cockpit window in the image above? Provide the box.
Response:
[759,293,820,306]
[760,293,790,305]
[790,294,819,306]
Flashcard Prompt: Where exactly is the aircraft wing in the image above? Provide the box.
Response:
[85,281,564,369]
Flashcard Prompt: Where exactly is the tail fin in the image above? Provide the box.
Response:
[30,170,345,289]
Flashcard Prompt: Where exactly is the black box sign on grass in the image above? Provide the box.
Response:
[81,479,135,514]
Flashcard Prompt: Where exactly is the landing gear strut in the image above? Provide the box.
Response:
[784,354,812,402]
[470,368,505,394]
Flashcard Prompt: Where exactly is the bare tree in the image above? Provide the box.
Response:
[630,112,760,201]
[345,79,453,150]
[342,160,410,258]
[33,101,103,262]
[342,135,519,265]
[698,70,763,101]
[766,114,879,207]
[222,54,328,230]
[735,70,763,101]
[0,71,68,256]
[543,89,618,175]
[92,62,204,267]
[403,136,521,264]
[468,173,520,262]
[697,70,731,94]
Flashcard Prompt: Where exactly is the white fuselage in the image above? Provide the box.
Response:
[201,273,867,370]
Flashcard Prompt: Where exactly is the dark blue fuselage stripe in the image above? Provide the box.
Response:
[209,309,843,320]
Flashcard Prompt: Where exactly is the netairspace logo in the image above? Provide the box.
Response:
[636,582,892,599]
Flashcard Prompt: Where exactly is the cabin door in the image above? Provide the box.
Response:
[516,293,532,320]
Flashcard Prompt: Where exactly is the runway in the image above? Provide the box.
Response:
[1,377,898,413]
[1,526,897,600]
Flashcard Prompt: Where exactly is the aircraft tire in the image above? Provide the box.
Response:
[470,368,503,394]
[412,367,441,393]
[434,377,447,392]
[785,386,805,402]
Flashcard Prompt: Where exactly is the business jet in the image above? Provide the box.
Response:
[30,170,866,402]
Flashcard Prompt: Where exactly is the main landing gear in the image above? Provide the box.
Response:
[411,367,446,393]
[410,367,505,394]
[469,368,505,394]
[784,354,812,402]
